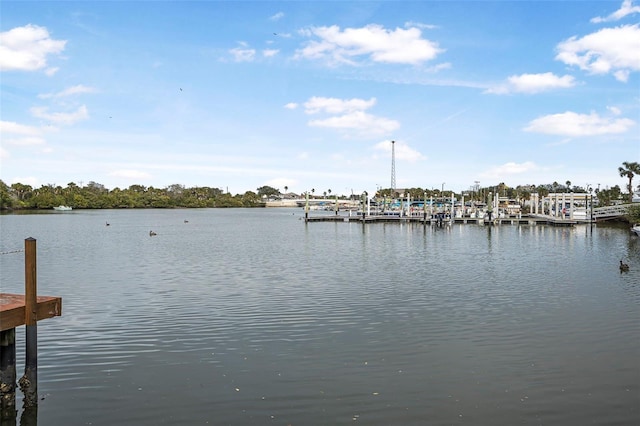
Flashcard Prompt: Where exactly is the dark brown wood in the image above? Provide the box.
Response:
[0,294,61,332]
[24,238,37,327]
[21,238,38,407]
[0,238,63,418]
[0,328,17,419]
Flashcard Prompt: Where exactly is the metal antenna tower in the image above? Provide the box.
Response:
[390,140,396,190]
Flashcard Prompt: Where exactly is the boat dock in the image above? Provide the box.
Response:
[1,238,62,420]
[0,294,62,331]
[305,213,579,227]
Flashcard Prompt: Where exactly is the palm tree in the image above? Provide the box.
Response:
[565,180,571,192]
[618,161,640,203]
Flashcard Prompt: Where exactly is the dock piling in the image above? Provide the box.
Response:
[0,328,17,419]
[0,238,62,423]
[19,238,38,408]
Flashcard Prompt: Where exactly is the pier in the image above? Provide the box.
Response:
[302,191,632,226]
[305,213,579,226]
[0,238,62,420]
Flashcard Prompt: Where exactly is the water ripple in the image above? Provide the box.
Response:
[2,210,638,425]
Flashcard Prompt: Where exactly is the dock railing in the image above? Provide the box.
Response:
[592,204,632,221]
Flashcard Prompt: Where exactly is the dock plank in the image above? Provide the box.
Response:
[0,293,62,331]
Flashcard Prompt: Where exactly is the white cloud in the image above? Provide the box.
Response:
[404,21,438,30]
[302,96,399,137]
[284,102,298,110]
[486,72,576,94]
[304,97,377,114]
[0,24,66,72]
[309,111,399,136]
[109,169,152,180]
[524,111,636,136]
[38,84,97,99]
[613,70,630,82]
[0,120,42,136]
[5,136,46,146]
[229,44,256,62]
[270,12,285,21]
[0,147,8,160]
[591,0,640,23]
[262,49,279,58]
[480,162,538,179]
[30,105,89,125]
[555,24,640,82]
[373,140,425,162]
[0,120,49,147]
[427,62,451,73]
[295,24,444,66]
[607,106,622,115]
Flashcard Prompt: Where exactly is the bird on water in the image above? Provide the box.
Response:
[149,230,157,236]
[619,260,629,272]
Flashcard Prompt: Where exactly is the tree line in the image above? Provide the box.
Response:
[0,181,266,210]
[0,179,631,211]
[1,161,638,211]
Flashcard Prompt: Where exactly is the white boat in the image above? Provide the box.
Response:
[632,224,640,237]
[53,205,72,211]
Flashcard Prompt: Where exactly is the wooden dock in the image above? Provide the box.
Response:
[1,238,62,421]
[0,294,62,331]
[305,214,578,227]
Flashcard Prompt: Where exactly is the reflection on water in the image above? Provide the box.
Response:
[1,209,638,425]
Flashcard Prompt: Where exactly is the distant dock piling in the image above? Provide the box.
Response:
[0,238,62,420]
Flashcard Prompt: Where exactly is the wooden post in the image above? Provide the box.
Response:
[570,192,575,220]
[20,405,37,426]
[451,191,455,224]
[304,192,309,223]
[0,328,17,420]
[19,238,38,408]
[423,192,427,224]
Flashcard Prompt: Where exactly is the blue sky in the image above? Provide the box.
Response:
[1,0,639,196]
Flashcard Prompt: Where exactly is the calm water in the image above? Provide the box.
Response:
[0,208,638,426]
